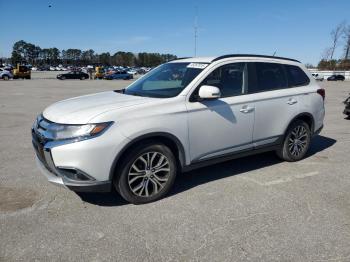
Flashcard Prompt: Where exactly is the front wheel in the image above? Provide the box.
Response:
[114,143,177,204]
[80,76,86,80]
[2,75,9,80]
[276,120,311,162]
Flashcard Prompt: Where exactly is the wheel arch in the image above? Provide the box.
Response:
[109,132,186,180]
[285,112,315,135]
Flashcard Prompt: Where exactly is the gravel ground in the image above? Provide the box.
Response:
[0,75,349,262]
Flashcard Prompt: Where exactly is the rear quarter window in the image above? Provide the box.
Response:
[285,65,310,87]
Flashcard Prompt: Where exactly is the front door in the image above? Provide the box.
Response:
[186,62,255,162]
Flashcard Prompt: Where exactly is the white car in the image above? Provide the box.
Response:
[32,54,325,204]
[0,68,13,80]
[127,69,137,75]
[311,73,324,81]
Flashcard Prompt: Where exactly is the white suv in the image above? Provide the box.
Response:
[32,55,325,204]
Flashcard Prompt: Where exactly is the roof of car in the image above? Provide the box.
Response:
[169,57,216,63]
[170,54,300,64]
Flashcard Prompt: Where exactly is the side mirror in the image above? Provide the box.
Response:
[198,85,221,99]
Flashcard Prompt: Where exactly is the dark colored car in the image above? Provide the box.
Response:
[103,71,133,80]
[327,75,345,81]
[57,71,89,80]
[344,94,350,118]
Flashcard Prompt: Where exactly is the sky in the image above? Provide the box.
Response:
[1,0,349,65]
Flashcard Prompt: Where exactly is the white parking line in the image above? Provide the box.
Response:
[240,171,320,186]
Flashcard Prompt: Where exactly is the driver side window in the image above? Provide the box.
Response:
[192,62,247,101]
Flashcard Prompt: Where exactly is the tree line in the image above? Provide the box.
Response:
[317,21,350,70]
[10,40,177,67]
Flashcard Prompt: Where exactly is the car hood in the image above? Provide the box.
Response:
[43,91,155,124]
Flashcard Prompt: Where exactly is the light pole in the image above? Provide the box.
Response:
[194,6,198,57]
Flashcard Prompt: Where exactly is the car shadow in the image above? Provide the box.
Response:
[77,135,336,206]
[76,188,128,206]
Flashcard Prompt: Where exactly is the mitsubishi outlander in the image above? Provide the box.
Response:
[32,55,325,204]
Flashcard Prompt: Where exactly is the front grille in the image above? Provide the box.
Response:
[32,116,56,174]
[32,130,52,171]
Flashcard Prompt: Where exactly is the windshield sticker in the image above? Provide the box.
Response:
[187,63,208,69]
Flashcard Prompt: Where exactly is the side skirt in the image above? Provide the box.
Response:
[182,143,281,173]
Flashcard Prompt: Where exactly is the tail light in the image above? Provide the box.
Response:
[317,88,325,100]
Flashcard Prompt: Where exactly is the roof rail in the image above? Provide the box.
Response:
[167,57,192,62]
[212,54,300,63]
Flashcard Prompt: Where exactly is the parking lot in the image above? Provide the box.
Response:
[0,73,349,261]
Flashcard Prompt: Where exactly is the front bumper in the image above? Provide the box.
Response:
[33,146,112,192]
[31,122,114,192]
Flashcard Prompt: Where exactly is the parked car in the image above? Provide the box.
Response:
[327,74,345,81]
[344,94,350,118]
[32,54,325,204]
[38,66,50,71]
[311,73,324,81]
[127,69,137,76]
[103,71,133,80]
[57,71,89,80]
[0,68,13,80]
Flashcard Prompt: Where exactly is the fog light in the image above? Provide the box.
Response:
[58,168,94,181]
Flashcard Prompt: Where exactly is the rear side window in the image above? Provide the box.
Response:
[285,65,310,87]
[255,62,287,92]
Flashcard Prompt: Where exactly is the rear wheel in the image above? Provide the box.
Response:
[80,76,86,80]
[2,75,9,81]
[276,120,311,162]
[114,143,177,204]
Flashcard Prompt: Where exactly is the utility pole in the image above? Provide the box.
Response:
[194,6,198,57]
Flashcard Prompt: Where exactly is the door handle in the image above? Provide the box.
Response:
[287,98,298,105]
[240,106,255,113]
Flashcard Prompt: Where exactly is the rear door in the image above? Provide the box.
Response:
[248,62,300,147]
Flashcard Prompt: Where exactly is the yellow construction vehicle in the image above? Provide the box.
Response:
[13,64,31,79]
[94,66,104,79]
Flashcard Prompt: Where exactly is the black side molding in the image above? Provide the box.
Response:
[182,143,281,173]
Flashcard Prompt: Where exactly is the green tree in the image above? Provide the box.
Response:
[11,40,27,64]
[98,52,111,65]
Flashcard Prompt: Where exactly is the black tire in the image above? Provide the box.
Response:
[26,75,31,79]
[114,142,177,204]
[2,75,9,81]
[80,76,86,80]
[61,76,65,80]
[276,120,311,162]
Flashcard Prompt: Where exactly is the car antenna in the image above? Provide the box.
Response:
[272,51,277,56]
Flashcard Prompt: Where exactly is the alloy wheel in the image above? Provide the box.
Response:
[127,152,170,197]
[288,125,309,157]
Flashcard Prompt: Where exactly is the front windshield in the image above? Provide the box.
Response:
[124,62,206,98]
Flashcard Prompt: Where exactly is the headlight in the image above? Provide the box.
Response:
[46,122,112,140]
